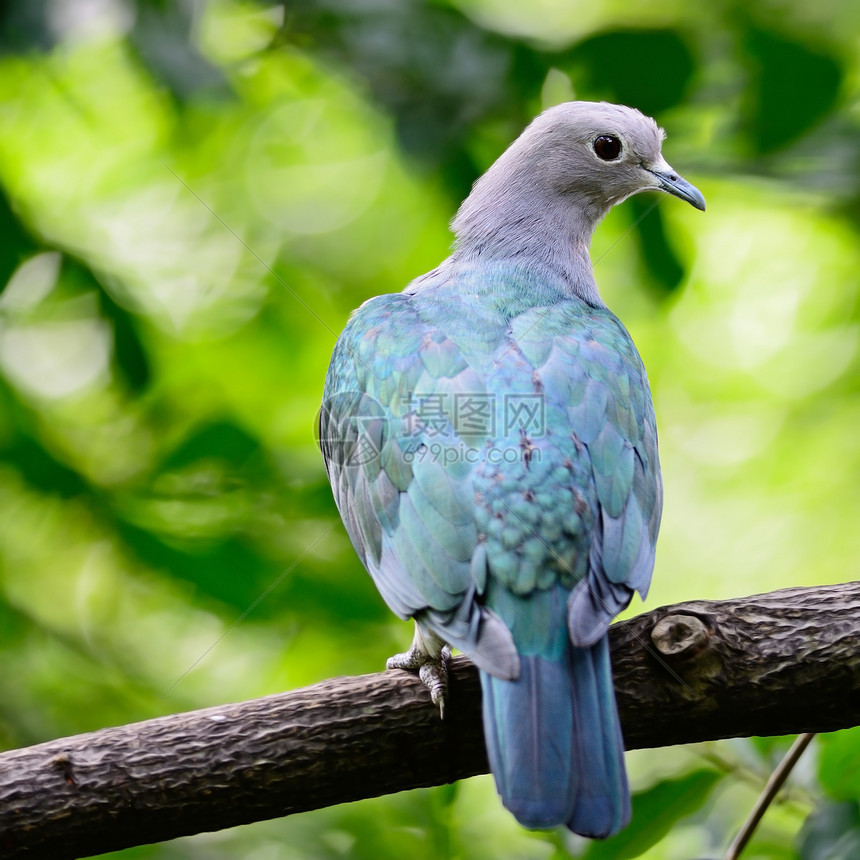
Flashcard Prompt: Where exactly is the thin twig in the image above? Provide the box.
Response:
[723,732,817,860]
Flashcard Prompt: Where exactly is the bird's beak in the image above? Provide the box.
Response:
[644,160,706,211]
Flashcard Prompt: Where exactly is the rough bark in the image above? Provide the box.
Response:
[1,581,859,859]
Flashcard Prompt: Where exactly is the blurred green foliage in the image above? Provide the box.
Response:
[1,1,859,857]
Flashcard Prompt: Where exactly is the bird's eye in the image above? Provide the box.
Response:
[593,135,622,161]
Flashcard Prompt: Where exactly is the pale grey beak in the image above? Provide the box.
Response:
[645,165,706,211]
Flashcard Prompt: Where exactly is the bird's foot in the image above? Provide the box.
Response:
[386,626,451,719]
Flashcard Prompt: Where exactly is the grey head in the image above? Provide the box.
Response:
[451,101,705,305]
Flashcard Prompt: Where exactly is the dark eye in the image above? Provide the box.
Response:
[593,135,622,161]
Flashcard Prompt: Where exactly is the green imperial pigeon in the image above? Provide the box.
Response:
[319,101,704,838]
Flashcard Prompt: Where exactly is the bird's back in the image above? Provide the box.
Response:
[323,258,659,653]
[321,258,660,836]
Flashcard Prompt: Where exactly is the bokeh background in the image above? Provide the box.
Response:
[1,1,859,858]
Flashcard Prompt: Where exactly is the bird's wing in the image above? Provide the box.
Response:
[320,292,519,678]
[525,305,661,646]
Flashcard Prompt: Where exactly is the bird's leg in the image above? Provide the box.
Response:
[386,623,451,718]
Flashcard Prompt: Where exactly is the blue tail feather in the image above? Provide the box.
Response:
[480,636,629,838]
[566,636,630,836]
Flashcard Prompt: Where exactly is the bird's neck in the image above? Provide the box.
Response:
[451,169,606,307]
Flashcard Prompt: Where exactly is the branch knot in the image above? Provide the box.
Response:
[651,613,711,658]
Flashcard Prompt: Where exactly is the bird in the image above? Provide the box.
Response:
[319,101,705,838]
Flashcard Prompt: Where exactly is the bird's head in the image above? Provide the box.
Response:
[451,101,704,302]
[519,101,705,214]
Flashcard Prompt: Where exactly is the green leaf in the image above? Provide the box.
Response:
[630,196,686,295]
[564,28,696,117]
[62,257,152,393]
[582,769,722,859]
[799,800,860,860]
[115,520,283,610]
[743,26,843,153]
[0,383,89,497]
[0,435,89,497]
[99,293,151,393]
[161,420,261,471]
[0,188,37,287]
[818,728,860,801]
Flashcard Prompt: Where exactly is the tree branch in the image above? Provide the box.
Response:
[2,582,859,858]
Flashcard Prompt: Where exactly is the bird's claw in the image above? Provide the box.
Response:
[387,643,451,719]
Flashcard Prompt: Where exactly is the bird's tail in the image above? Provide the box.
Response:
[479,636,630,838]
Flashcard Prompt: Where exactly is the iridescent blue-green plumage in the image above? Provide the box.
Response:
[320,101,702,838]
[321,260,660,836]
